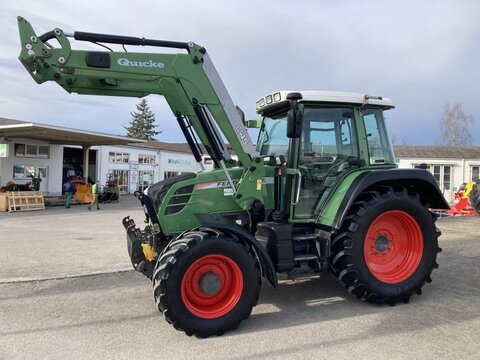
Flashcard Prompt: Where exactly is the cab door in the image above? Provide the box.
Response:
[291,106,358,220]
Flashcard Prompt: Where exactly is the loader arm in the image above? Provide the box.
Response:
[17,16,257,169]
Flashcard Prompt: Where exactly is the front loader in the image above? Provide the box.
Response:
[18,17,449,337]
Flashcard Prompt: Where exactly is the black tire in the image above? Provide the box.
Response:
[152,228,261,337]
[330,186,441,305]
[469,180,480,214]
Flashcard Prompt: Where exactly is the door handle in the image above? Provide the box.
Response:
[291,170,302,205]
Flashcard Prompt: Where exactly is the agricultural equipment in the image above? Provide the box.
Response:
[448,180,480,216]
[18,17,449,337]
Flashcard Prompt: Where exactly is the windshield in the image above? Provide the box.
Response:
[257,107,358,160]
[257,113,288,157]
[258,106,394,167]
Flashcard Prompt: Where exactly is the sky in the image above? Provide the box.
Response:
[0,0,479,145]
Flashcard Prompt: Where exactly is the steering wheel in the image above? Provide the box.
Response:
[322,155,352,181]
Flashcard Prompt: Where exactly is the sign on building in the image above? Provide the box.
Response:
[129,161,139,184]
[0,144,8,158]
[168,158,192,166]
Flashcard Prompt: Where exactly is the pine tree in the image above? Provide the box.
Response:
[124,98,161,140]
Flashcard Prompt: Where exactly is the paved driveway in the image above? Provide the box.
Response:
[0,201,479,360]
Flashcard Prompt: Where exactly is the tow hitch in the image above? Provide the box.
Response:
[122,215,168,279]
[122,192,167,279]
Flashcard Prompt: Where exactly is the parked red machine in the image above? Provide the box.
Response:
[447,181,480,216]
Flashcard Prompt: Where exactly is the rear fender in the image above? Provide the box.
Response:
[332,168,449,233]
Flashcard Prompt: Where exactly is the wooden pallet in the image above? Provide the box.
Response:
[43,195,81,207]
[0,193,8,212]
[7,191,45,212]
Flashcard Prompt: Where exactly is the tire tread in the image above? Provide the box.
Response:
[330,187,441,305]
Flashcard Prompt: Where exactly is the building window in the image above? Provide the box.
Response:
[26,144,37,156]
[432,165,441,184]
[422,164,452,194]
[14,144,25,156]
[443,165,451,191]
[107,169,129,193]
[164,171,181,179]
[38,145,49,157]
[108,152,129,163]
[13,165,36,179]
[14,143,49,158]
[139,154,155,165]
[14,165,26,178]
[471,166,480,181]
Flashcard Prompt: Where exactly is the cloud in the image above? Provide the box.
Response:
[0,0,478,145]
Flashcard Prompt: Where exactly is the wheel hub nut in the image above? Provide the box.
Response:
[374,235,390,252]
[200,272,222,296]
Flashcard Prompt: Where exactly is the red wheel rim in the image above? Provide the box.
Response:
[364,210,423,284]
[181,254,243,319]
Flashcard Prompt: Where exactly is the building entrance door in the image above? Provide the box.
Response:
[107,169,129,193]
[36,166,48,192]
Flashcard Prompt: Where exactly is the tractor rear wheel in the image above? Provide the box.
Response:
[469,180,480,214]
[152,228,261,337]
[330,187,441,304]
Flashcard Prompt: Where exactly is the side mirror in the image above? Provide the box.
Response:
[287,109,303,138]
[246,119,262,129]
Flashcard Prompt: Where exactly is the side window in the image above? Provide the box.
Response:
[339,118,354,156]
[363,109,395,165]
[341,119,353,145]
[301,107,357,158]
[258,116,289,157]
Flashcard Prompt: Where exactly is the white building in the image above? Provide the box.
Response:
[0,118,204,195]
[4,117,477,204]
[395,146,480,202]
[97,141,205,194]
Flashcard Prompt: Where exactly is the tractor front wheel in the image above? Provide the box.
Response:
[152,228,261,337]
[330,187,441,304]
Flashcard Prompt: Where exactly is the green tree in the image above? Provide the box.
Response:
[124,98,161,140]
[440,103,474,146]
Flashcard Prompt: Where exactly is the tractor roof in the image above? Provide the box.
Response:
[256,90,395,114]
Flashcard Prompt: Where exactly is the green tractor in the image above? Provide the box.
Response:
[18,17,449,337]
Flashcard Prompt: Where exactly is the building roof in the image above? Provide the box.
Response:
[0,117,145,146]
[0,117,208,155]
[0,118,26,126]
[133,140,196,154]
[132,140,221,155]
[394,146,480,160]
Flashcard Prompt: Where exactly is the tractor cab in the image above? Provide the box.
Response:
[255,91,396,220]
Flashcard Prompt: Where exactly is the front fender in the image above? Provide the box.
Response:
[195,213,278,287]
